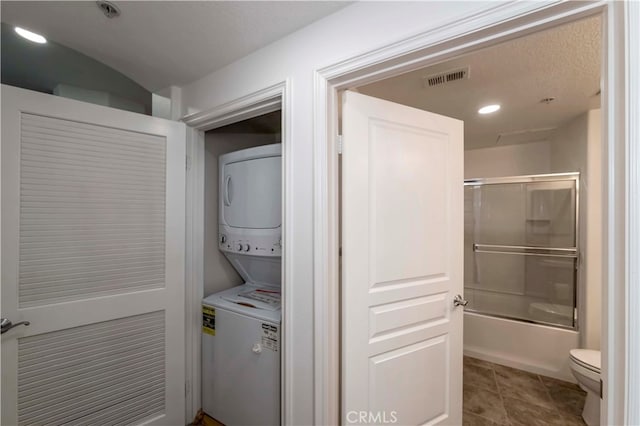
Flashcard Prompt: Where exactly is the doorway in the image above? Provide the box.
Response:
[182,82,291,424]
[318,3,626,425]
[354,13,602,378]
[200,110,282,425]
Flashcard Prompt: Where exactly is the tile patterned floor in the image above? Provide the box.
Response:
[463,356,587,426]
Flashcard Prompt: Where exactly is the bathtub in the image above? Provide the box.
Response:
[463,311,580,382]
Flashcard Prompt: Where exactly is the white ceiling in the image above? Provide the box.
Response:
[359,16,602,150]
[1,1,349,91]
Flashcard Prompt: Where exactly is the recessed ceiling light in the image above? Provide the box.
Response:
[478,104,501,114]
[15,27,47,44]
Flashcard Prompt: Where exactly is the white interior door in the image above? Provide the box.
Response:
[342,91,463,425]
[1,85,186,425]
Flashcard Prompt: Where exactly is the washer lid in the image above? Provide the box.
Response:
[222,287,280,311]
[570,349,601,371]
[203,283,281,323]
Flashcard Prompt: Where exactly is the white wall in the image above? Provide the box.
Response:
[584,109,602,350]
[204,132,279,296]
[550,109,602,350]
[464,140,551,179]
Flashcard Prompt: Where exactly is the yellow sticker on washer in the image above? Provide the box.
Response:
[202,306,216,336]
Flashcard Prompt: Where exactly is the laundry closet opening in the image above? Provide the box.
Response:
[201,109,283,426]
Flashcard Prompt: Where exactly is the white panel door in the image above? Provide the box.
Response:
[342,91,463,425]
[1,85,186,425]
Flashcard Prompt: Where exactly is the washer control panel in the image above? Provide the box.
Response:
[219,233,281,257]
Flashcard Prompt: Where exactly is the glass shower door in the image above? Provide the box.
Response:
[464,173,579,328]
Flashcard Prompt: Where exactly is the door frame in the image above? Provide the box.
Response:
[181,80,292,424]
[312,1,639,425]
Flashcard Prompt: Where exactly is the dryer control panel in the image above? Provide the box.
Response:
[219,232,282,257]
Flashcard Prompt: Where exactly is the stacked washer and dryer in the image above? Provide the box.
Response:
[202,143,282,426]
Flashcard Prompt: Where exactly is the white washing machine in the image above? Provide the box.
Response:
[202,143,282,425]
[202,284,281,426]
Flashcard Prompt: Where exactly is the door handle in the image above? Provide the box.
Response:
[453,295,468,307]
[224,175,232,206]
[1,318,30,334]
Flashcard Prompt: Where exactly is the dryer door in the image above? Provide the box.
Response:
[222,156,281,229]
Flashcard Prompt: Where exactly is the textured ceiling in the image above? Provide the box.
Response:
[0,1,349,91]
[359,16,602,150]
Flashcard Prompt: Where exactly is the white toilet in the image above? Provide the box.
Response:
[569,349,601,426]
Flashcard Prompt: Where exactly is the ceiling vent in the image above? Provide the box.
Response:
[423,67,470,88]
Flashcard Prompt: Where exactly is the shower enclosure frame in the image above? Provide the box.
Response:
[463,172,580,331]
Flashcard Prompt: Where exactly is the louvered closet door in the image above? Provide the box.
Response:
[1,85,186,426]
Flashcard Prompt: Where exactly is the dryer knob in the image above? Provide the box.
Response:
[244,244,251,252]
[252,343,262,354]
[236,243,243,251]
[220,234,227,244]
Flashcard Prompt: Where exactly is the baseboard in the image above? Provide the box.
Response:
[464,346,577,383]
